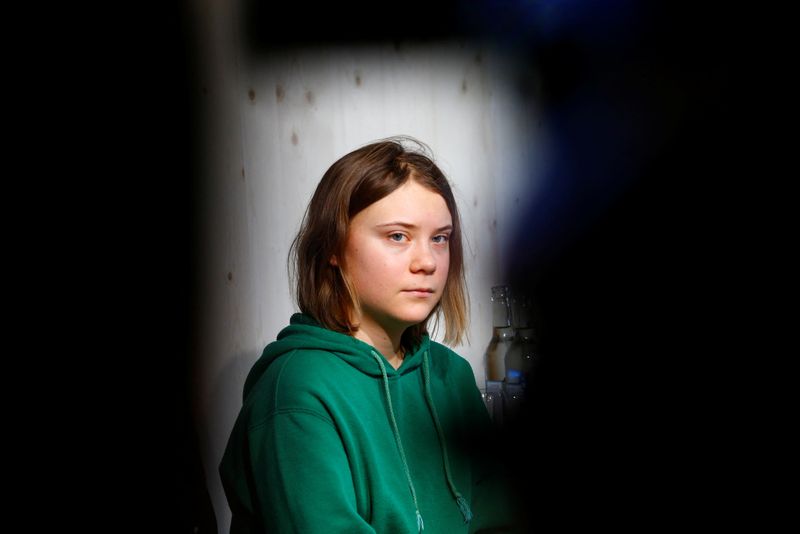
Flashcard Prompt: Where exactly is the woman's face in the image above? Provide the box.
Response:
[342,179,452,336]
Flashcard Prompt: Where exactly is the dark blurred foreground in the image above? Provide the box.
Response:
[50,1,771,531]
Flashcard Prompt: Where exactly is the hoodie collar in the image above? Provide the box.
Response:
[281,313,428,376]
[244,313,429,397]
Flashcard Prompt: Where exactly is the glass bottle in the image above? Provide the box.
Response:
[484,285,515,382]
[483,285,515,426]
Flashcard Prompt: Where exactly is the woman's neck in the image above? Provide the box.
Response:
[352,319,405,370]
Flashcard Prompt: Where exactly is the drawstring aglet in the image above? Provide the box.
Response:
[456,495,473,523]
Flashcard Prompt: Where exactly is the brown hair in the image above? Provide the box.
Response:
[289,136,468,347]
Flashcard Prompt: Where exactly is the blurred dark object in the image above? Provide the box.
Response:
[242,0,468,49]
[177,394,218,534]
[491,2,757,530]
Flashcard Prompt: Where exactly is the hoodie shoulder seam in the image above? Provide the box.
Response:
[248,407,335,432]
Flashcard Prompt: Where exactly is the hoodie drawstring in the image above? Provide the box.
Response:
[421,350,473,524]
[370,351,425,532]
[370,349,473,529]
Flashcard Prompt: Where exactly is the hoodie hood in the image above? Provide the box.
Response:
[243,312,429,400]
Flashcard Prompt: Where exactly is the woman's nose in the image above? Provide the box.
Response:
[410,243,436,274]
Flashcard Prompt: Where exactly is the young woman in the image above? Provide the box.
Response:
[219,137,522,533]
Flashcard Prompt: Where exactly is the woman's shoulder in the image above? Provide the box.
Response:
[428,339,468,362]
[427,340,475,381]
[252,348,349,390]
[242,349,349,421]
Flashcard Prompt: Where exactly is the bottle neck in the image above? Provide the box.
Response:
[494,326,515,340]
[491,299,511,328]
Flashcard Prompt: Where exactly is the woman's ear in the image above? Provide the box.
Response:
[330,255,339,267]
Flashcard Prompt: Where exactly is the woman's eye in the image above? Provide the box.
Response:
[389,233,406,242]
[432,235,450,244]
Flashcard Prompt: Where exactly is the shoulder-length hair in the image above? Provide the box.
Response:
[289,136,468,347]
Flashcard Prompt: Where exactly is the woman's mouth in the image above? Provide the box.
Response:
[402,288,435,297]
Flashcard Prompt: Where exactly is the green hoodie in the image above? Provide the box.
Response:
[219,313,521,533]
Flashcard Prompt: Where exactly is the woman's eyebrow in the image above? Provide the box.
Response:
[376,222,453,232]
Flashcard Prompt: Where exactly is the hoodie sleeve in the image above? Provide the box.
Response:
[247,409,377,533]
